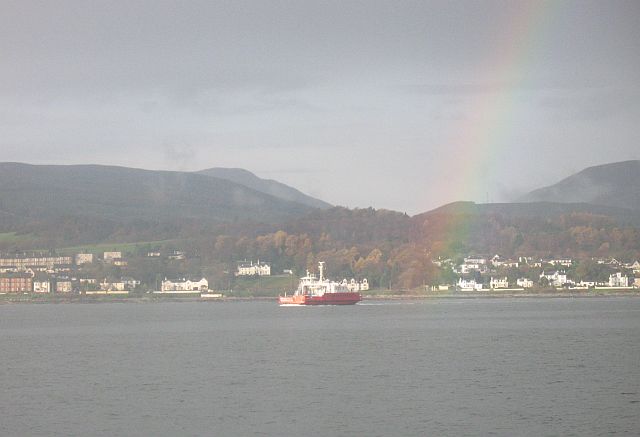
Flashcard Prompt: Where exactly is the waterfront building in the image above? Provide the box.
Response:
[0,273,32,293]
[516,278,534,288]
[609,272,629,288]
[490,277,509,289]
[236,260,271,276]
[161,277,209,292]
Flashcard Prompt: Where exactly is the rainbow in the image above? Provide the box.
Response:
[432,1,557,255]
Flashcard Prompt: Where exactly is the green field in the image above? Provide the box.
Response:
[56,239,182,256]
[0,232,34,244]
[229,275,298,297]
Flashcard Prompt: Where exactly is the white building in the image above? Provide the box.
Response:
[460,263,486,274]
[103,252,122,262]
[33,280,51,293]
[56,280,73,293]
[548,258,572,267]
[75,253,94,265]
[540,271,569,287]
[516,278,534,288]
[464,257,486,265]
[457,278,483,291]
[100,280,127,291]
[168,251,186,260]
[161,277,208,292]
[121,277,140,289]
[341,278,369,291]
[236,260,271,276]
[609,272,629,288]
[490,277,509,289]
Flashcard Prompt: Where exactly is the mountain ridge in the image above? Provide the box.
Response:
[517,160,640,210]
[196,167,331,209]
[0,162,313,227]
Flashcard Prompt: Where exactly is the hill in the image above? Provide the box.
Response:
[418,200,640,225]
[197,167,331,209]
[518,160,640,210]
[0,163,314,245]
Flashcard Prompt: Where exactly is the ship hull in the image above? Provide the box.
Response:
[279,292,361,305]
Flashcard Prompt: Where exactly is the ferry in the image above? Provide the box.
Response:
[278,262,362,305]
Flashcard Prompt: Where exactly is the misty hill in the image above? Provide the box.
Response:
[518,160,640,210]
[418,200,640,225]
[197,168,331,209]
[0,163,314,243]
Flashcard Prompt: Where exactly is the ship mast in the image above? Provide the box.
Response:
[318,261,325,282]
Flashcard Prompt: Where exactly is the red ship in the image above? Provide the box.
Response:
[278,262,362,305]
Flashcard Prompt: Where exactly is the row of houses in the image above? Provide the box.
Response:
[441,255,640,275]
[0,273,142,294]
[0,273,213,294]
[453,271,635,291]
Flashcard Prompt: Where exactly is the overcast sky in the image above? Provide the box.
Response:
[1,1,639,214]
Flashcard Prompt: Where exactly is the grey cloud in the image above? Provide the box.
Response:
[539,88,640,121]
[1,0,639,213]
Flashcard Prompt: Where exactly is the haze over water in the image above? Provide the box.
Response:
[2,298,639,436]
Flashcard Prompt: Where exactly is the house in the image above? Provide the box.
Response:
[75,253,94,265]
[121,277,140,289]
[464,257,486,265]
[457,278,483,291]
[340,278,369,291]
[634,278,640,288]
[147,251,161,257]
[236,260,271,276]
[360,278,369,291]
[548,258,572,267]
[0,255,72,270]
[490,255,503,267]
[33,279,51,293]
[540,271,569,287]
[459,263,486,274]
[628,261,640,274]
[100,280,127,292]
[516,278,534,288]
[161,277,208,292]
[168,251,186,260]
[490,277,509,289]
[103,252,122,262]
[609,272,629,288]
[55,279,73,293]
[0,273,33,293]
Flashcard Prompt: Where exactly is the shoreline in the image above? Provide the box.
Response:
[1,290,639,304]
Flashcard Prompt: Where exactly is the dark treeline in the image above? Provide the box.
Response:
[2,206,640,290]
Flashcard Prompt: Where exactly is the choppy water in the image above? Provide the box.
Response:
[1,298,639,436]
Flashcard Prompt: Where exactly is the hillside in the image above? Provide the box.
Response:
[518,160,640,210]
[0,163,314,245]
[197,167,331,209]
[418,201,640,225]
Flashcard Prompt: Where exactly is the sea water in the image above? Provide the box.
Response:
[1,298,639,436]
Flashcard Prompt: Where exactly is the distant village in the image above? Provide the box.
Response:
[431,255,640,291]
[0,252,370,296]
[0,251,219,296]
[0,248,639,297]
